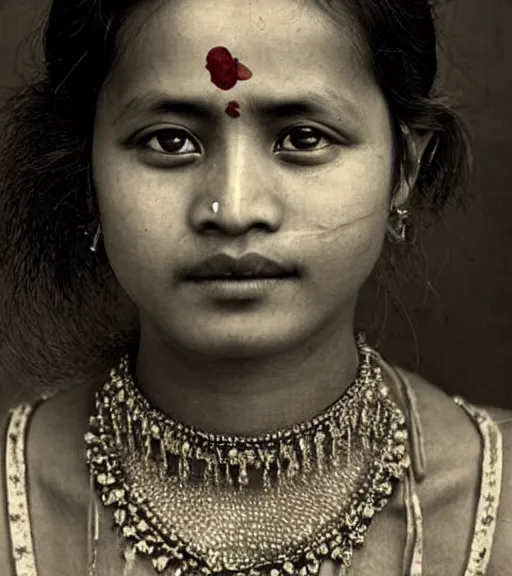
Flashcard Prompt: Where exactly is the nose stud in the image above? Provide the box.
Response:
[211,201,220,214]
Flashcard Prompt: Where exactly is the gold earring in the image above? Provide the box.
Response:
[386,124,418,244]
[387,207,410,243]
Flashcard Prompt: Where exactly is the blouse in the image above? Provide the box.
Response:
[2,365,506,576]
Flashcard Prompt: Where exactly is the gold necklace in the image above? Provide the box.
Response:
[85,334,410,576]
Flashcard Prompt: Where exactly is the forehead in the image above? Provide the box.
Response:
[107,0,378,105]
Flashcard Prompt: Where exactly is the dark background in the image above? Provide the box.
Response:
[1,0,512,411]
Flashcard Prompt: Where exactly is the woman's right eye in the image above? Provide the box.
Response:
[139,128,200,155]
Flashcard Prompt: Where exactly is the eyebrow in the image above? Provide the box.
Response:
[112,89,364,127]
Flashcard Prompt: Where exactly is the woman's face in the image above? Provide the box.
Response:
[92,0,395,358]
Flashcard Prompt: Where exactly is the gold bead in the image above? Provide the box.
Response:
[97,473,115,486]
[363,505,375,519]
[135,539,154,554]
[122,525,137,538]
[114,509,126,525]
[137,519,149,532]
[152,555,170,572]
[84,432,99,445]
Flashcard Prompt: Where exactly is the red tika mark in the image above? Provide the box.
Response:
[225,100,240,118]
[205,46,253,90]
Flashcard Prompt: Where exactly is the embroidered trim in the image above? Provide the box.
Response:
[454,397,503,576]
[5,404,38,576]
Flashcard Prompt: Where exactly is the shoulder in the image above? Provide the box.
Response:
[397,368,511,483]
[394,367,512,573]
[391,367,483,471]
[0,383,94,576]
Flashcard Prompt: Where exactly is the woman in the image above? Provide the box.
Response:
[0,0,510,574]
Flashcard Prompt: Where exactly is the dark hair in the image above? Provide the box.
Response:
[0,0,473,391]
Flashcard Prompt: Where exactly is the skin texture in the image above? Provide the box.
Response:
[92,0,431,435]
[1,3,512,575]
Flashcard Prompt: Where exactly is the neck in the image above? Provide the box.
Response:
[134,322,359,436]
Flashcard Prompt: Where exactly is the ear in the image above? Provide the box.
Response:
[392,128,436,208]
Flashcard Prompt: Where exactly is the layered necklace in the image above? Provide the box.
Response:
[85,334,411,576]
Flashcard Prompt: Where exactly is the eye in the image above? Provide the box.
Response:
[275,126,334,153]
[140,128,200,155]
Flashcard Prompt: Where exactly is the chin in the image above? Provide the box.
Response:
[173,322,312,360]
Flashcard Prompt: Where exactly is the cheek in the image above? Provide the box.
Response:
[301,201,388,309]
[281,155,392,248]
[278,155,392,286]
[309,211,387,287]
[92,159,186,286]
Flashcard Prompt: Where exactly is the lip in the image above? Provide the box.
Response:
[182,252,299,281]
[188,277,296,300]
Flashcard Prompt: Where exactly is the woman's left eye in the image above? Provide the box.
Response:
[140,128,199,155]
[275,126,335,153]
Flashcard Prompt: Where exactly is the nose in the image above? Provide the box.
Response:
[189,135,284,237]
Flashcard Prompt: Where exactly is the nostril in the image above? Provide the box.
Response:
[200,221,218,232]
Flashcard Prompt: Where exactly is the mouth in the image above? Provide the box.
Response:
[188,272,297,282]
[182,252,300,283]
[184,271,299,300]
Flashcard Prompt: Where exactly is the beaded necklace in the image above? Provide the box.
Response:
[85,335,410,576]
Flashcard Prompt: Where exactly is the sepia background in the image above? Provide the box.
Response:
[1,0,511,413]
